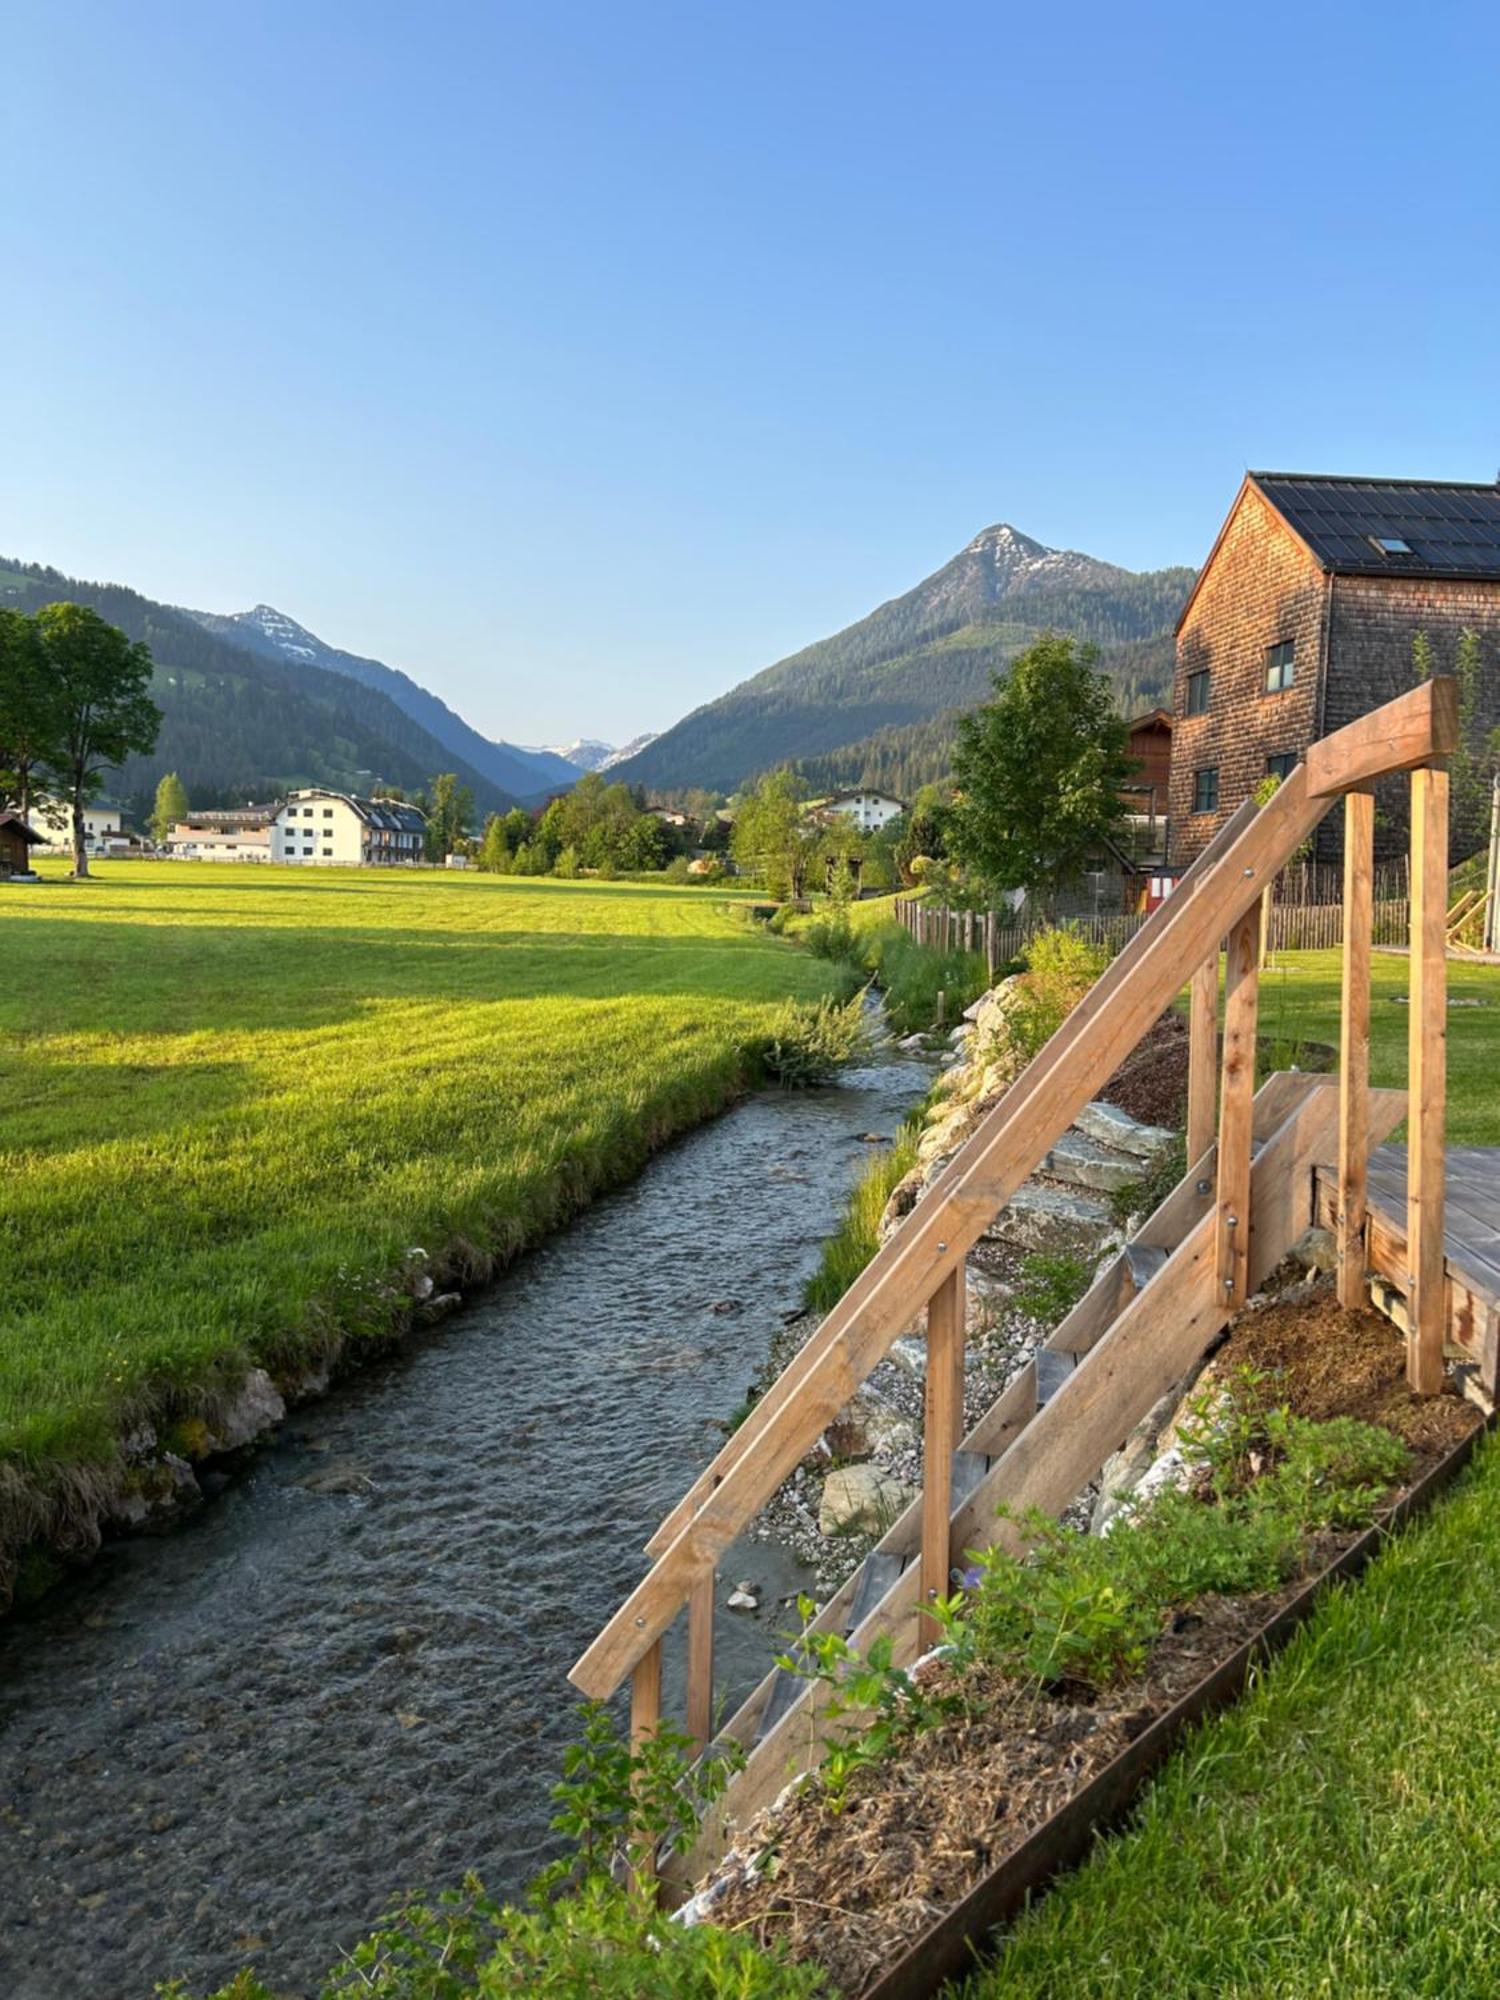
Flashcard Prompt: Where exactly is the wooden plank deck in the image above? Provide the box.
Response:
[1315,1145,1500,1393]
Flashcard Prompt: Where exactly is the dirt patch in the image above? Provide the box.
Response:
[711,1556,1349,1994]
[1100,1009,1189,1127]
[1215,1286,1481,1462]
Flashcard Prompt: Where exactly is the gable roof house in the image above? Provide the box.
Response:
[0,811,44,878]
[1170,473,1500,865]
[272,790,427,866]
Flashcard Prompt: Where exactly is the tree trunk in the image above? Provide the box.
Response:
[18,760,31,824]
[70,784,89,878]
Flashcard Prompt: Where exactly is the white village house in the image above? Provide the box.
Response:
[31,800,128,856]
[810,789,907,834]
[271,790,426,865]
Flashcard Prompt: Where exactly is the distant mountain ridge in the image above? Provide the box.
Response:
[190,603,579,800]
[613,523,1195,796]
[0,560,530,819]
[531,734,660,773]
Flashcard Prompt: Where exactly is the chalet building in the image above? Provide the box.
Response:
[271,791,426,866]
[166,804,277,862]
[810,789,907,833]
[0,811,44,877]
[31,800,125,856]
[1170,473,1500,864]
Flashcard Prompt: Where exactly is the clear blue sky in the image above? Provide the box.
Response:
[3,2,1496,746]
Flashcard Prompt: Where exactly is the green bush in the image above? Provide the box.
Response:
[986,925,1111,1071]
[1013,1251,1091,1327]
[862,924,989,1033]
[801,911,857,962]
[757,991,868,1086]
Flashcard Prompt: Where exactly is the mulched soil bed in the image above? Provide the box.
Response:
[1100,1010,1189,1128]
[709,1286,1483,1994]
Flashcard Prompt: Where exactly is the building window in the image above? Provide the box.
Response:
[1185,671,1210,716]
[1265,639,1296,693]
[323,807,334,818]
[1192,767,1219,814]
[1266,752,1297,781]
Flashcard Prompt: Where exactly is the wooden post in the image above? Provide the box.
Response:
[1216,901,1262,1311]
[628,1635,664,1885]
[920,1266,963,1637]
[1408,766,1448,1394]
[1338,790,1374,1310]
[1486,774,1500,956]
[685,1570,714,1755]
[1186,954,1219,1165]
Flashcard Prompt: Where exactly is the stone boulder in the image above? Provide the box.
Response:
[818,1464,916,1538]
[212,1369,287,1452]
[823,1385,917,1463]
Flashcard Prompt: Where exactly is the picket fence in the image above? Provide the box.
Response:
[893,884,1412,975]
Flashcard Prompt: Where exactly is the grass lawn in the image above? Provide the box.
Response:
[0,862,834,1486]
[956,947,1500,1997]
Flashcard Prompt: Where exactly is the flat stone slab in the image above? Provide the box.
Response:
[1044,1131,1145,1194]
[1075,1100,1179,1161]
[984,1181,1113,1252]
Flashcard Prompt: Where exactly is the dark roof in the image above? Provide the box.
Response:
[1251,472,1500,581]
[0,811,44,844]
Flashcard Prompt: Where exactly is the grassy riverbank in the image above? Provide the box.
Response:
[1,863,837,1501]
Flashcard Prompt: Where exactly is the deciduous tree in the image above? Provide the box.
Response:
[0,609,58,822]
[150,771,189,845]
[949,635,1130,912]
[35,602,161,877]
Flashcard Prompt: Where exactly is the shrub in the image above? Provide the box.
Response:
[801,911,857,963]
[986,925,1110,1071]
[1013,1251,1091,1327]
[757,992,868,1086]
[862,924,988,1034]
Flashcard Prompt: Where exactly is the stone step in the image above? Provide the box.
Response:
[984,1181,1113,1253]
[1074,1100,1179,1162]
[1043,1130,1145,1194]
[1125,1241,1170,1289]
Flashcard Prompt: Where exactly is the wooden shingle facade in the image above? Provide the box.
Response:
[1170,473,1500,864]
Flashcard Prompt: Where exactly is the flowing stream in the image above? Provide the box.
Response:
[0,1045,928,1999]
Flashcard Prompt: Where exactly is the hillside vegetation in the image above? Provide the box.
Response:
[0,864,836,1555]
[0,562,519,818]
[617,525,1194,796]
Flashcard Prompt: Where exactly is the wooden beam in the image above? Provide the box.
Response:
[1305,676,1459,798]
[1186,953,1219,1166]
[670,1071,1333,1873]
[1338,790,1374,1309]
[680,1082,1410,1876]
[685,1572,714,1755]
[920,1268,963,1637]
[1408,765,1449,1394]
[576,781,1333,1699]
[644,796,1272,1560]
[1216,901,1261,1311]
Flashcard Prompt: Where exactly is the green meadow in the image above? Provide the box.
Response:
[0,862,836,1482]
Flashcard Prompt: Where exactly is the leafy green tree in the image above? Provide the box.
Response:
[949,634,1130,912]
[0,609,58,822]
[479,812,513,873]
[423,772,475,861]
[502,806,532,850]
[730,770,814,897]
[34,602,161,876]
[150,771,189,845]
[622,813,667,872]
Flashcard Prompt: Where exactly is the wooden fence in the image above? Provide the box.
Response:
[892,889,1413,972]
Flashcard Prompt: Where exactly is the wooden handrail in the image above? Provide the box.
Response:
[643,794,1262,1560]
[573,679,1458,1707]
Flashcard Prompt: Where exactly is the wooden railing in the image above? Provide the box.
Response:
[569,678,1459,1872]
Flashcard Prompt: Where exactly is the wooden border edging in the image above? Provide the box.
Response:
[856,1412,1493,2000]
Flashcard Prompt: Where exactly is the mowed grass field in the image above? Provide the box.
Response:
[0,862,836,1483]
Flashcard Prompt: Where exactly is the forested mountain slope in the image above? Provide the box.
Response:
[189,604,578,798]
[0,561,518,818]
[616,525,1194,796]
